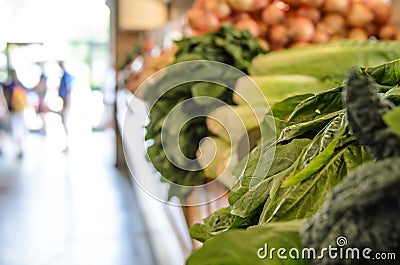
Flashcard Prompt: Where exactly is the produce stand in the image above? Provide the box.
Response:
[112,1,400,264]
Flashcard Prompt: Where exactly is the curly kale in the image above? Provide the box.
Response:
[343,69,400,159]
[301,158,400,265]
[301,67,400,265]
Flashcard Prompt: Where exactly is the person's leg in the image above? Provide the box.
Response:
[38,97,47,134]
[61,98,71,152]
[10,111,26,159]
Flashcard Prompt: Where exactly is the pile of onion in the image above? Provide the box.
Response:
[186,0,400,50]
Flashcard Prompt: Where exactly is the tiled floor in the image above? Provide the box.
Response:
[0,117,156,265]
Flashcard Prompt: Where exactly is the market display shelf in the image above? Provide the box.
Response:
[116,89,191,265]
[116,89,229,264]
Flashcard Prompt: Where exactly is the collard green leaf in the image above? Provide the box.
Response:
[263,93,316,140]
[383,106,400,137]
[189,207,235,242]
[281,113,347,187]
[232,166,293,220]
[189,205,264,243]
[188,58,400,258]
[272,87,345,142]
[362,58,400,87]
[287,87,343,123]
[191,138,311,242]
[224,89,354,224]
[259,138,373,224]
[187,220,308,265]
[229,143,263,205]
[384,85,400,105]
[187,57,400,265]
[230,139,311,218]
[270,94,314,120]
[277,111,342,142]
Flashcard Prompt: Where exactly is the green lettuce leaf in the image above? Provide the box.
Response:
[187,220,308,265]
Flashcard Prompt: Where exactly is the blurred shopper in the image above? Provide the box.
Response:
[58,61,72,151]
[33,71,48,133]
[0,84,9,156]
[1,69,28,159]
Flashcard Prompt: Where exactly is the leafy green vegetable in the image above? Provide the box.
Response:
[344,69,400,160]
[206,104,268,144]
[362,58,400,87]
[285,87,344,123]
[269,94,314,121]
[187,220,308,265]
[189,207,235,243]
[188,87,354,240]
[259,133,372,224]
[189,59,399,241]
[143,24,266,198]
[175,24,265,70]
[383,106,400,137]
[384,86,400,105]
[257,109,373,224]
[301,158,400,265]
[231,139,311,218]
[268,86,346,144]
[296,63,400,264]
[232,74,333,106]
[281,113,347,188]
[189,138,310,242]
[187,55,400,265]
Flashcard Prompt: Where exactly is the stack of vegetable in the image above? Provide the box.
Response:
[142,29,400,200]
[186,58,400,265]
[142,24,266,198]
[301,67,400,265]
[195,39,400,185]
[186,0,400,49]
